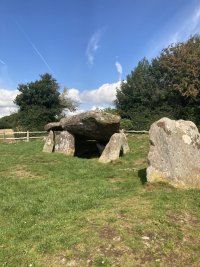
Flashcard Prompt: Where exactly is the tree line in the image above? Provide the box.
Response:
[115,35,200,130]
[1,35,200,131]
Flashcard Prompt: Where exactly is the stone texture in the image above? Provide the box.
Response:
[44,121,62,131]
[99,132,130,163]
[54,131,75,156]
[45,110,120,142]
[147,117,200,188]
[43,130,54,153]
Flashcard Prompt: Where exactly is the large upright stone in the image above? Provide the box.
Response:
[99,132,130,163]
[45,110,120,142]
[147,117,200,188]
[54,131,75,156]
[43,130,54,153]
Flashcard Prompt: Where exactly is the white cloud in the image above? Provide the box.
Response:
[64,109,85,117]
[91,105,105,110]
[0,89,18,118]
[86,30,102,65]
[68,81,121,107]
[0,107,18,118]
[65,106,106,117]
[67,88,81,102]
[0,59,6,65]
[115,61,122,81]
[81,82,121,104]
[192,6,200,30]
[0,81,122,118]
[172,5,200,41]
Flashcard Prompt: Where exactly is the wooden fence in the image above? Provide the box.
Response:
[125,130,149,134]
[0,129,148,142]
[0,131,47,141]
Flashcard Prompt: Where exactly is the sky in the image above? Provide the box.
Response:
[1,0,200,117]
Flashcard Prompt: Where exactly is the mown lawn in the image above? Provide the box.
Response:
[0,135,200,267]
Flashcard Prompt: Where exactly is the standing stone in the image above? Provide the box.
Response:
[147,117,200,188]
[99,132,130,163]
[54,131,75,156]
[43,130,54,153]
[121,131,130,154]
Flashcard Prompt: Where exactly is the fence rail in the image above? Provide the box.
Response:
[125,130,149,134]
[0,131,47,141]
[0,129,149,142]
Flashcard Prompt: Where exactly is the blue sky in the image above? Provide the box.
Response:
[1,0,200,117]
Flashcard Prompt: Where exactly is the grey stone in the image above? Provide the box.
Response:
[54,131,75,156]
[99,132,130,163]
[147,117,200,188]
[45,110,120,142]
[44,121,62,131]
[43,130,54,153]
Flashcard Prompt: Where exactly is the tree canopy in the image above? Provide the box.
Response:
[14,73,77,130]
[153,35,200,99]
[115,35,200,130]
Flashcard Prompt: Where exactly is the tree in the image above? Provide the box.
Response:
[14,73,77,130]
[115,35,200,129]
[115,58,172,130]
[59,87,78,116]
[154,35,200,98]
[103,107,119,115]
[0,113,18,129]
[152,34,200,124]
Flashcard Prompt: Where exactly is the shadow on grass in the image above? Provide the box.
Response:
[138,168,147,185]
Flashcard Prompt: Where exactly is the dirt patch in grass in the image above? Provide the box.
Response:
[99,225,117,240]
[168,211,200,226]
[45,253,76,267]
[143,182,175,192]
[96,243,127,258]
[133,158,147,166]
[10,164,38,179]
[107,177,124,183]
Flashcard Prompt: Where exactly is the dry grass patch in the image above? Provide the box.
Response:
[10,164,39,179]
[133,158,147,166]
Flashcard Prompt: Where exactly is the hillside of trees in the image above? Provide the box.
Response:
[115,35,200,130]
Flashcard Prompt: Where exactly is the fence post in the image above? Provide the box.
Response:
[3,131,5,140]
[27,131,30,142]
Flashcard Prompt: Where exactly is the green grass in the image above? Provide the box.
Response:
[0,135,200,267]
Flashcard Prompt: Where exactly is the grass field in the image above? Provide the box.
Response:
[0,135,200,267]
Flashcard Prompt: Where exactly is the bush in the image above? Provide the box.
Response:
[120,119,133,130]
